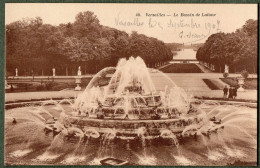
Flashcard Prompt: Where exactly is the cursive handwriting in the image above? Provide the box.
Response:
[115,13,144,27]
[148,18,163,30]
[114,13,221,42]
[167,19,201,29]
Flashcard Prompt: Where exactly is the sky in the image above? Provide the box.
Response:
[5,3,258,44]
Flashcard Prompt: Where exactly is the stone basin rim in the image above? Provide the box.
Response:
[5,98,257,110]
[68,115,201,123]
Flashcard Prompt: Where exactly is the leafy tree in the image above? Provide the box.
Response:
[196,19,257,73]
[6,11,173,75]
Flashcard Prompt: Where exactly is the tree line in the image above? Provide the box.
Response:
[6,11,173,76]
[196,19,257,73]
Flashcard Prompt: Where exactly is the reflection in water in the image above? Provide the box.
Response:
[173,49,197,60]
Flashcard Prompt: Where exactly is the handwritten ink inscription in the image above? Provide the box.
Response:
[115,13,144,27]
[114,13,220,42]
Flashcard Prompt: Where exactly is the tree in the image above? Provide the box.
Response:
[73,11,101,41]
[196,19,257,73]
[6,11,173,75]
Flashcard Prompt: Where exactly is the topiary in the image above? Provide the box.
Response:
[223,72,229,78]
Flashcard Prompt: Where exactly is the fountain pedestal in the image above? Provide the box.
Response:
[237,77,245,92]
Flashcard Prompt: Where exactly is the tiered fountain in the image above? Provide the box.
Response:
[45,57,217,142]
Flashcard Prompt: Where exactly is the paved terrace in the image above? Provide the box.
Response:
[5,73,257,103]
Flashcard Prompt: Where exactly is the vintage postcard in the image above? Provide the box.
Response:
[3,2,258,166]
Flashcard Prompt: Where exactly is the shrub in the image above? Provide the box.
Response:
[36,84,45,91]
[241,70,249,79]
[223,72,229,78]
[45,82,54,90]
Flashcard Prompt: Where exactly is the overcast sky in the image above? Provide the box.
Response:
[5,3,258,43]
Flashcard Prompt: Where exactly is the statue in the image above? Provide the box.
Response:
[15,68,18,77]
[224,64,229,73]
[77,66,82,76]
[52,68,55,76]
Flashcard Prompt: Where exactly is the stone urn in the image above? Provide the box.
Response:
[5,80,11,90]
[237,77,245,92]
[75,76,82,91]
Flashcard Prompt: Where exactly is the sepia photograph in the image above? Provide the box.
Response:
[3,2,258,166]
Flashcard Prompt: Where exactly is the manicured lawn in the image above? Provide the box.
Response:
[202,79,220,90]
[160,63,203,73]
[220,78,257,90]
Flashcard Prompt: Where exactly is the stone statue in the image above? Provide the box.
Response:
[52,68,55,76]
[224,64,229,73]
[77,66,82,76]
[15,68,18,77]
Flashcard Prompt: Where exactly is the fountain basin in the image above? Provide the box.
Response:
[57,112,204,140]
[5,100,257,166]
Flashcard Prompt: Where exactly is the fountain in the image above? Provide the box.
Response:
[46,57,208,141]
[4,57,257,166]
